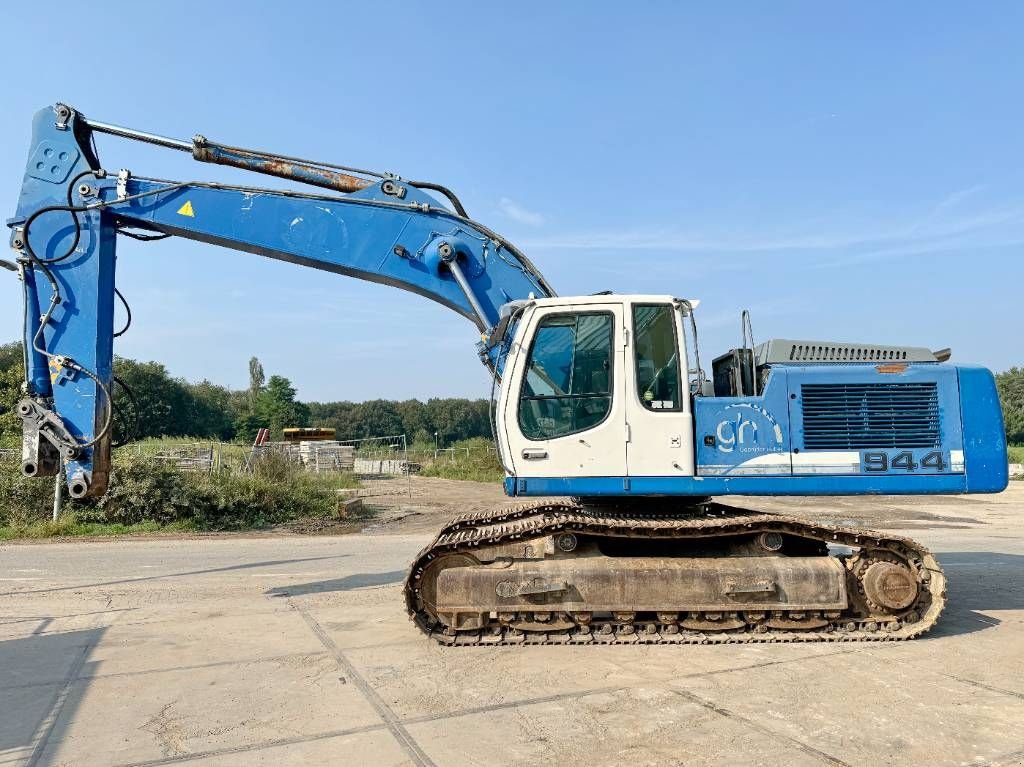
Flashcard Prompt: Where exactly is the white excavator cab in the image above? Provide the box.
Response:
[496,294,698,481]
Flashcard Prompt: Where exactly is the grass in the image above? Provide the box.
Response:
[1010,445,1023,479]
[0,516,198,540]
[1,441,364,539]
[414,437,505,483]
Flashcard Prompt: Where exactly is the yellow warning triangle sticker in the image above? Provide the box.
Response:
[177,200,195,217]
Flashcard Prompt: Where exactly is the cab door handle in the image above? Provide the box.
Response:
[521,449,548,460]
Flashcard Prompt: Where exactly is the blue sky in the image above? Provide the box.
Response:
[2,3,1022,401]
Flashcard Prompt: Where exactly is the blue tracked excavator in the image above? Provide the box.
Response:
[4,104,1008,644]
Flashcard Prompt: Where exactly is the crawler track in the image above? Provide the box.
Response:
[404,501,946,646]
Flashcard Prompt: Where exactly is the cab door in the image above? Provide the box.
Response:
[624,301,696,477]
[500,302,627,477]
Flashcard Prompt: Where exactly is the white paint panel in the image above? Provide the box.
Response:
[700,452,790,476]
[708,451,860,477]
[792,451,860,475]
[625,300,695,477]
[499,301,628,478]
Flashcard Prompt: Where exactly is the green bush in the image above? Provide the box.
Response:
[0,450,346,534]
[93,456,207,525]
[0,457,58,528]
[189,470,339,529]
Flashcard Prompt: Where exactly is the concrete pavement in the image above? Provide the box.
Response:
[1,484,1022,766]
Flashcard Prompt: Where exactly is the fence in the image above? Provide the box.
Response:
[244,434,411,497]
[337,434,411,498]
[407,444,499,464]
[305,443,355,472]
[138,441,218,473]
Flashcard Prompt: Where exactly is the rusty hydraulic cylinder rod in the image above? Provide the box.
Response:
[81,114,374,194]
[191,137,374,194]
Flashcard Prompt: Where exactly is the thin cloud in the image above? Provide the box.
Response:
[498,197,545,227]
[521,195,1024,261]
[927,184,986,217]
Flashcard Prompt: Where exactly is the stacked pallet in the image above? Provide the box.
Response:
[299,441,355,472]
[153,444,215,473]
[353,457,409,476]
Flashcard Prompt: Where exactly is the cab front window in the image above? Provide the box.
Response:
[519,313,614,439]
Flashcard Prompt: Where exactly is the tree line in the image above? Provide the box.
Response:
[2,341,1023,446]
[999,367,1024,446]
[0,343,492,446]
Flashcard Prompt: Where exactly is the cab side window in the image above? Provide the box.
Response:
[633,304,681,411]
[519,313,614,439]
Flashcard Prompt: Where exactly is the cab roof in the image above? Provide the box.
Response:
[531,294,700,309]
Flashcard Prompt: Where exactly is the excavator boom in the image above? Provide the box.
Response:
[7,104,551,497]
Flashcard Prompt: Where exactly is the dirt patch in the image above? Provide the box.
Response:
[355,476,564,535]
[7,476,1006,545]
[362,476,999,535]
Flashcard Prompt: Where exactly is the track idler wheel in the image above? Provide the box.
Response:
[861,561,919,612]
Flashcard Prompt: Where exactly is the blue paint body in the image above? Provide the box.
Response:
[6,104,1009,500]
[10,108,117,488]
[8,106,550,490]
[505,472,974,497]
[694,367,795,474]
[506,363,1008,498]
[958,365,1009,492]
[112,178,549,329]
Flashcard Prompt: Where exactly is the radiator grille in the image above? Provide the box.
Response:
[801,383,941,450]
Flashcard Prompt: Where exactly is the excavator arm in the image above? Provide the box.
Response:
[5,103,553,497]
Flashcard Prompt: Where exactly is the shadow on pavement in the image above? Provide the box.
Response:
[2,555,350,597]
[928,551,1024,638]
[0,626,105,764]
[265,570,406,598]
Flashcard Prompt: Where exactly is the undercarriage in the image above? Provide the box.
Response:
[404,502,946,645]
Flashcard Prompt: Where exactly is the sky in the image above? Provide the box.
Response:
[2,3,1022,402]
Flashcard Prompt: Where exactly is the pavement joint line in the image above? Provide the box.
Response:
[983,746,1024,767]
[0,650,332,693]
[399,650,862,725]
[331,638,428,653]
[851,648,1024,702]
[24,619,105,767]
[0,608,136,624]
[674,648,860,679]
[292,602,438,767]
[403,685,627,725]
[98,607,301,632]
[0,555,349,597]
[669,687,853,767]
[951,677,1024,702]
[111,722,390,767]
